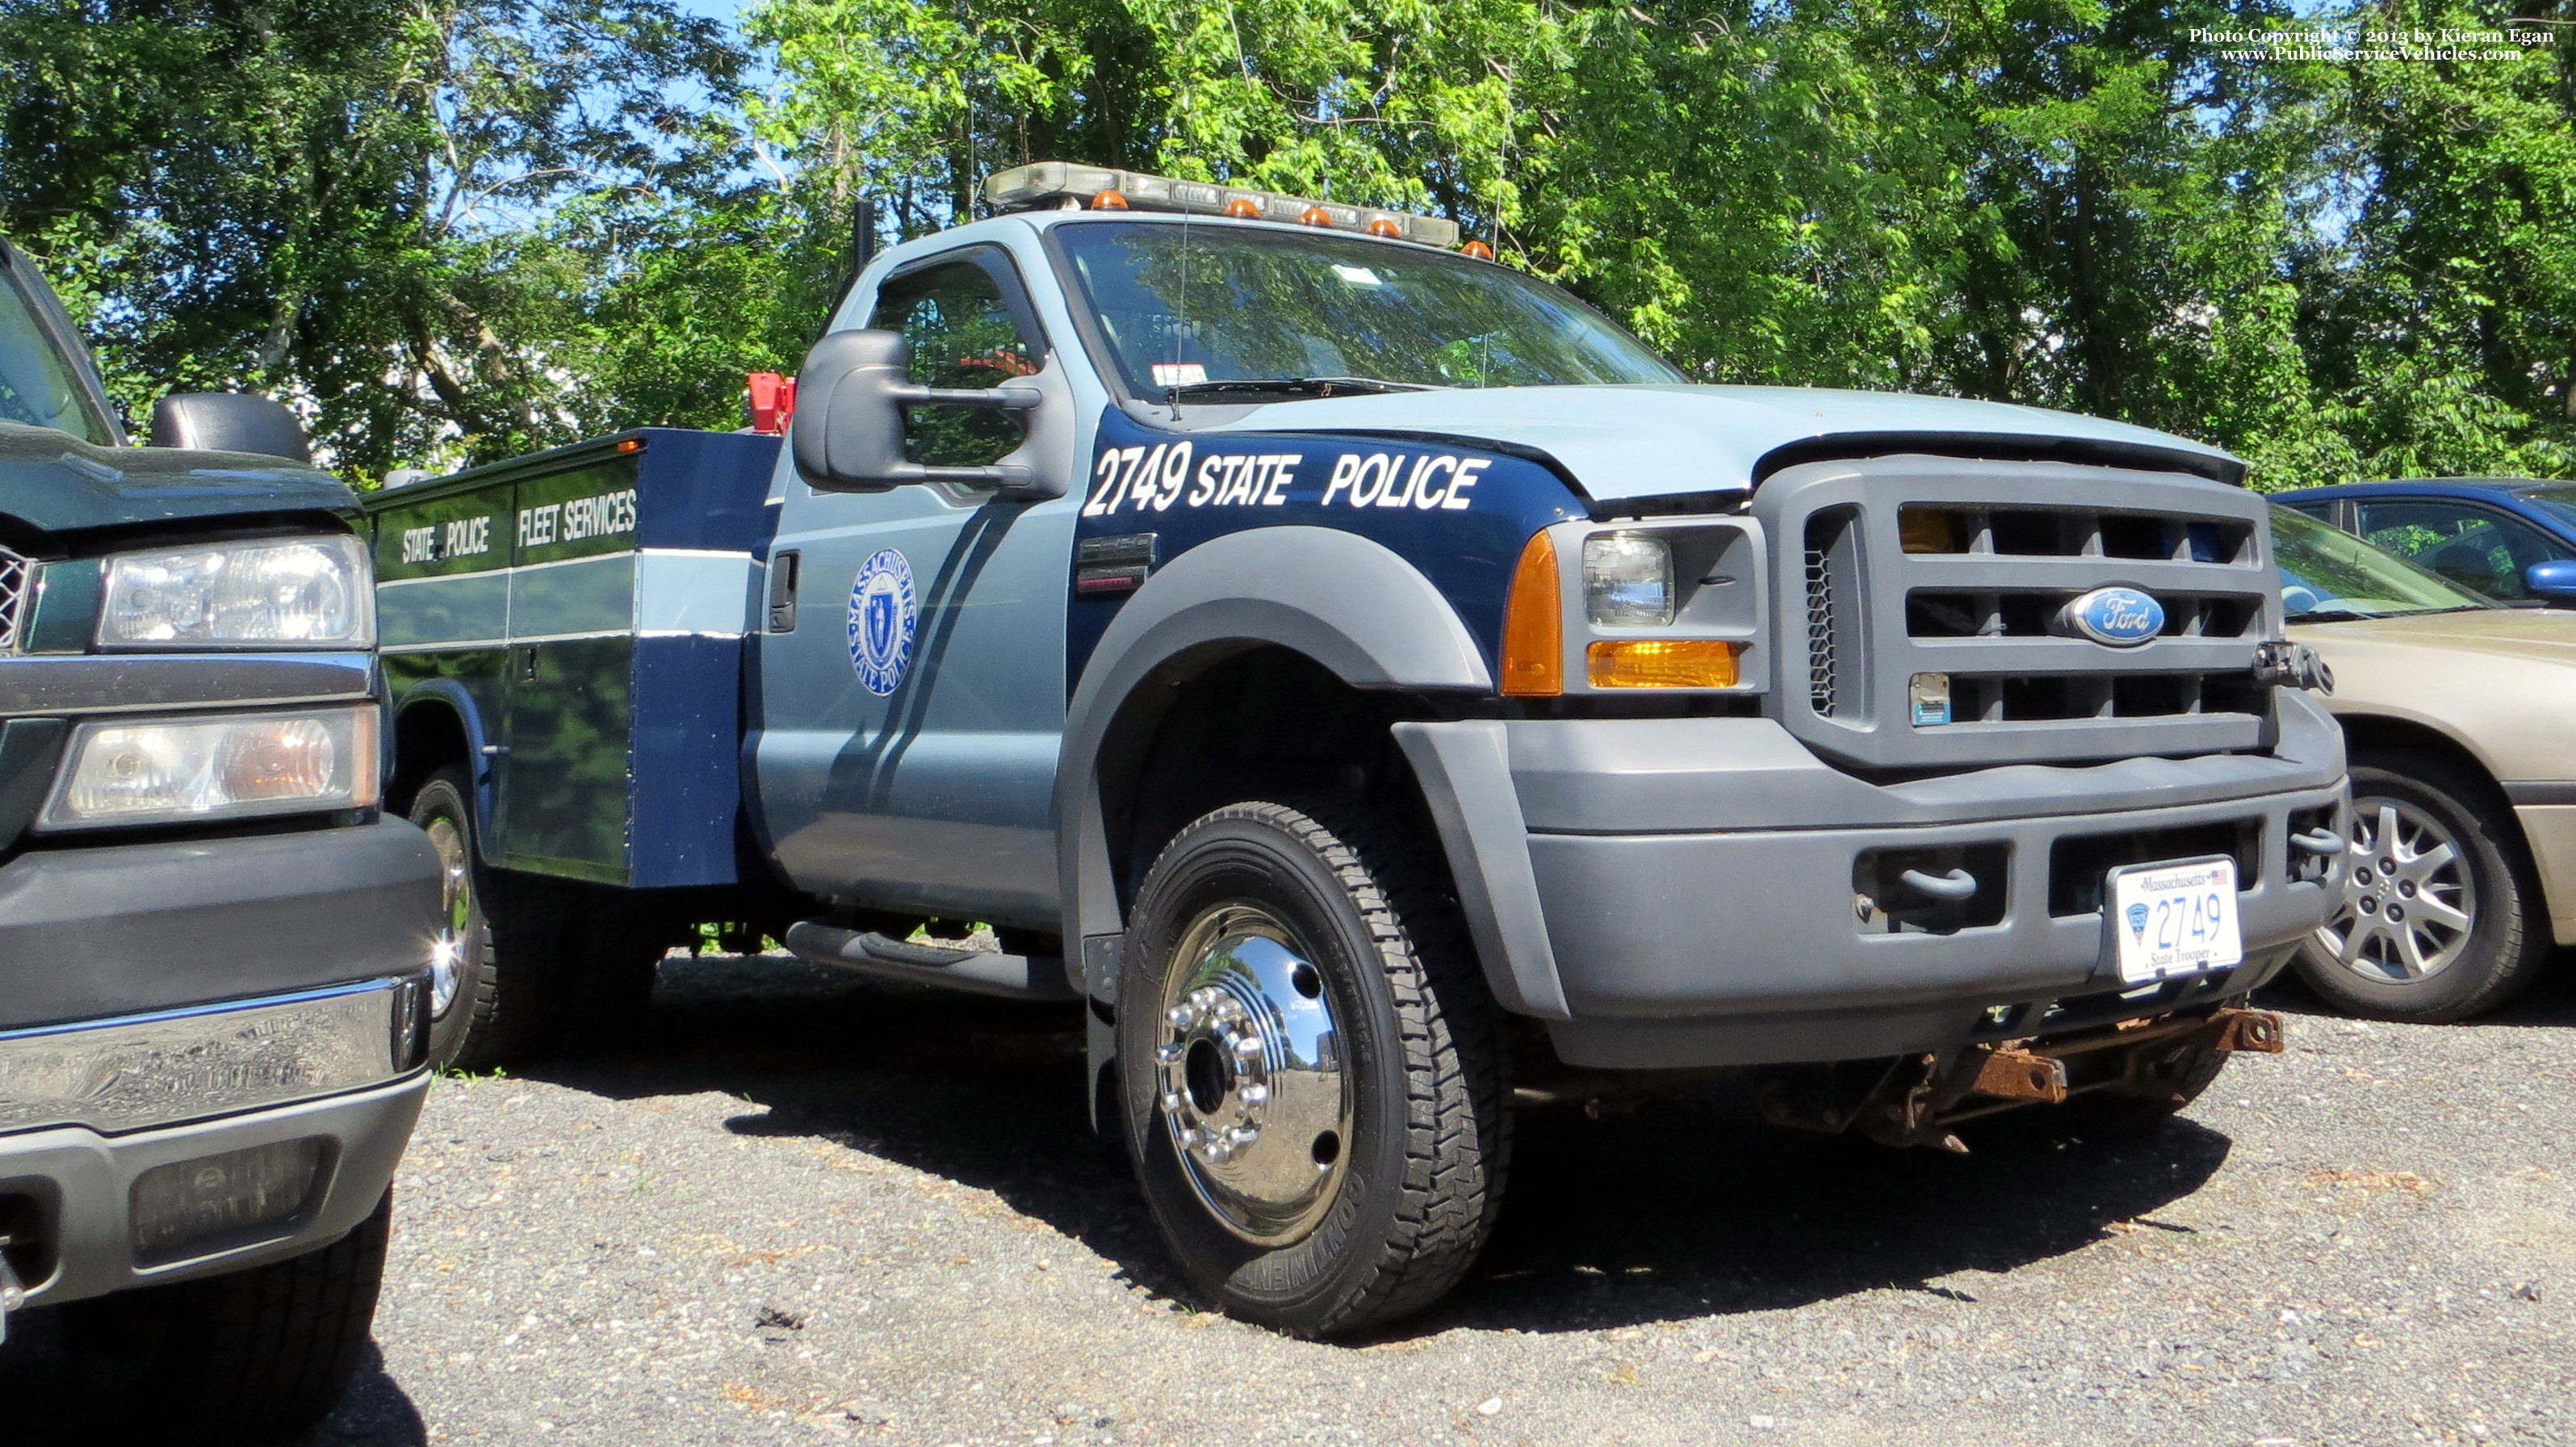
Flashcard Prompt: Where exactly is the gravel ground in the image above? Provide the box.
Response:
[13,953,2576,1445]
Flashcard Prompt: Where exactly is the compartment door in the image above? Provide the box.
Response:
[495,452,643,882]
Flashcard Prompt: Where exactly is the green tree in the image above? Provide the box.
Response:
[2297,1,2576,480]
[0,0,795,477]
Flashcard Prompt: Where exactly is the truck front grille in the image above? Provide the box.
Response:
[1804,531,1837,716]
[0,547,27,652]
[1757,457,2278,770]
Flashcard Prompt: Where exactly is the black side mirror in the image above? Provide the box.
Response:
[790,328,1041,493]
[2525,560,2576,605]
[147,392,310,463]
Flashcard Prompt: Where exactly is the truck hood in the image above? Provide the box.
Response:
[0,420,352,535]
[1221,384,2239,501]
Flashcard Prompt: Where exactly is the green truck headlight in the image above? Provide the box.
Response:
[98,534,372,648]
[38,705,379,831]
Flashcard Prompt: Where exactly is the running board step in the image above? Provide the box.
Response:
[781,921,1078,1001]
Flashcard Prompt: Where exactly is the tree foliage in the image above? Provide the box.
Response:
[4,0,2570,485]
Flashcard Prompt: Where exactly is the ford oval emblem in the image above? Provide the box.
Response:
[2063,586,2164,647]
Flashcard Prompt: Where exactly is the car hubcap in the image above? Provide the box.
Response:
[425,814,471,1020]
[2312,798,2474,982]
[1154,904,1352,1247]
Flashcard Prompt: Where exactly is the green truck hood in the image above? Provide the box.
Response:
[0,420,351,535]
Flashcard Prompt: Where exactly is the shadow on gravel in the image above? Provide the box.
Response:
[0,1320,421,1445]
[521,955,1188,1301]
[514,954,2240,1341]
[1422,1089,2232,1336]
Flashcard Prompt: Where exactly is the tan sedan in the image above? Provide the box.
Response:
[2276,503,2576,1020]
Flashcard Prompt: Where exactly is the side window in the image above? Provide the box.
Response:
[2357,499,2565,601]
[865,256,1044,469]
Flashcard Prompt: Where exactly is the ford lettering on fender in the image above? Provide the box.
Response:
[364,161,2349,1338]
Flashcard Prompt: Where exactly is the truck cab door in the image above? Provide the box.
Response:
[756,245,1079,929]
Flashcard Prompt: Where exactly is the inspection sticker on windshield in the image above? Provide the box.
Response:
[2109,857,2243,984]
[1150,362,1206,387]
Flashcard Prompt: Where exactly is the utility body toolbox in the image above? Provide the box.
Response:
[363,160,2347,1336]
[371,430,777,889]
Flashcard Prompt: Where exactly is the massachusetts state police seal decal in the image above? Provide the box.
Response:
[847,548,919,696]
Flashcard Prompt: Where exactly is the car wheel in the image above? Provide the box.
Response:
[408,766,559,1069]
[2293,753,2549,1021]
[60,1190,392,1444]
[1117,800,1509,1336]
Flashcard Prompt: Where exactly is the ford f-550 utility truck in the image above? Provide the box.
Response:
[366,162,2345,1335]
[0,235,440,1439]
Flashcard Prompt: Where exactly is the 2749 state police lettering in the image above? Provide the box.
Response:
[1082,440,1489,517]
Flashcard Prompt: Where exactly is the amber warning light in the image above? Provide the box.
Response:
[983,161,1465,251]
[749,372,798,435]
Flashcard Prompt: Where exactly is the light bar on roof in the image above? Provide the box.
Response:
[982,161,1463,250]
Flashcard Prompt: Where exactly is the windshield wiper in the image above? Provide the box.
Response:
[1163,376,1439,400]
[2288,608,2377,623]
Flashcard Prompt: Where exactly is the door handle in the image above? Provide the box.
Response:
[768,550,800,632]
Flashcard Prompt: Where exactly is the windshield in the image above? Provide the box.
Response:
[1051,220,1682,398]
[2271,503,2494,620]
[0,256,111,445]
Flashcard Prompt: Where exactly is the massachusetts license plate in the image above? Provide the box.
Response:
[2109,857,2243,984]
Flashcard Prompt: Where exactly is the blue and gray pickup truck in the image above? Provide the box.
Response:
[0,237,440,1436]
[366,162,2346,1335]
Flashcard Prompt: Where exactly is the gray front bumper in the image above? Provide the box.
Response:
[1396,690,2347,1069]
[1,1071,426,1310]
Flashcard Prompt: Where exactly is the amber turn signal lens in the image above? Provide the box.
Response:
[1299,204,1335,228]
[1091,189,1131,210]
[1586,640,1740,690]
[1365,217,1403,238]
[1460,239,1496,260]
[1222,196,1263,219]
[1500,530,1563,696]
[1897,505,1961,555]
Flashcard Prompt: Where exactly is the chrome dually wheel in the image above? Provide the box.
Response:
[2314,797,2474,981]
[422,812,471,1020]
[1118,799,1509,1336]
[1155,904,1353,1246]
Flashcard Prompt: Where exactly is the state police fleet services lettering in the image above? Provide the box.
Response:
[1082,442,1489,518]
[516,489,639,547]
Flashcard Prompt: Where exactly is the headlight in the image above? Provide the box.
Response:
[1582,534,1673,627]
[98,535,372,648]
[38,706,379,830]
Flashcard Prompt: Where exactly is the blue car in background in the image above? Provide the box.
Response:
[2276,479,2576,606]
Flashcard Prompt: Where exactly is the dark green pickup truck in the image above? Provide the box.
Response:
[0,237,441,1441]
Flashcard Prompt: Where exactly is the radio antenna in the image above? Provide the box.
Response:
[1170,196,1192,421]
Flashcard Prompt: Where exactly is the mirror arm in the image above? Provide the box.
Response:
[915,462,1033,486]
[890,384,1044,412]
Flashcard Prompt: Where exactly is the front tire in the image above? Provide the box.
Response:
[61,1190,392,1444]
[2293,753,2549,1021]
[1117,800,1508,1336]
